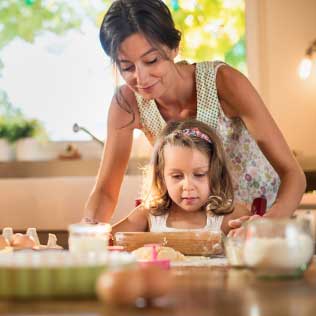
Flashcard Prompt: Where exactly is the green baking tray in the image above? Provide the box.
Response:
[0,249,136,299]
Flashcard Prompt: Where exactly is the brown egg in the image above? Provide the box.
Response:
[0,235,10,249]
[11,233,36,249]
[141,265,174,299]
[96,267,145,305]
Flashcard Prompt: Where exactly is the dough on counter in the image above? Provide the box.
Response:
[0,235,10,249]
[132,246,186,262]
[0,246,13,254]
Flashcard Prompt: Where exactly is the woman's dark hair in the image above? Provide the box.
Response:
[99,0,181,63]
[99,0,182,127]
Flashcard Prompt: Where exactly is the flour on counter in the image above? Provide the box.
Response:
[171,256,228,267]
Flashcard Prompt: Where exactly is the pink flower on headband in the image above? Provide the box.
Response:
[175,128,212,144]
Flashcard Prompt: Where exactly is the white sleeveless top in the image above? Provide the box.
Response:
[148,213,224,233]
[134,61,280,208]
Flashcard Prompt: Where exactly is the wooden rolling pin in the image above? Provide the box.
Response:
[114,231,223,256]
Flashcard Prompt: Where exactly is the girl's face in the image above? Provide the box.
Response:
[163,144,211,212]
[117,33,177,100]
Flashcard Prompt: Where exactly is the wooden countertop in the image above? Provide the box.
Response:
[1,258,316,316]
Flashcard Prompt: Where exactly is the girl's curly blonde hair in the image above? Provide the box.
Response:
[141,119,234,216]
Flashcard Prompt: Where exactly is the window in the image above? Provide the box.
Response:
[0,0,245,142]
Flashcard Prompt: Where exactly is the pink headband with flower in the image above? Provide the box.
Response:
[174,128,212,144]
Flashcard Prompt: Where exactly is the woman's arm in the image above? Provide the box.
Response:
[111,206,149,234]
[217,65,306,219]
[83,86,141,223]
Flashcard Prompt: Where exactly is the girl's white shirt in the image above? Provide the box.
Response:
[148,212,224,233]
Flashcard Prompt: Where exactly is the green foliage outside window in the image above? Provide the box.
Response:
[0,90,47,142]
[0,0,82,49]
[165,0,246,73]
[0,0,246,69]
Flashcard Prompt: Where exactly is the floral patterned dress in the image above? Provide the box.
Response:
[134,61,280,207]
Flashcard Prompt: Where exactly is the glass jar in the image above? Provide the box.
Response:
[243,218,314,278]
[68,223,111,254]
[224,233,245,267]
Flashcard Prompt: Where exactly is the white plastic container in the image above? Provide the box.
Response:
[224,235,245,267]
[68,223,111,254]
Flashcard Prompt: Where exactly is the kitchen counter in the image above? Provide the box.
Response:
[0,158,149,178]
[1,159,315,192]
[0,175,142,230]
[1,257,316,316]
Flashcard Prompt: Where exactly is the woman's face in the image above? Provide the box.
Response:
[117,33,177,100]
[163,144,211,213]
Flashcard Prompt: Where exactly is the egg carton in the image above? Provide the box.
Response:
[0,250,136,299]
[0,227,62,252]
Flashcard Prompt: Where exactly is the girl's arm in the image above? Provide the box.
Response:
[217,65,306,221]
[83,86,141,223]
[111,206,149,234]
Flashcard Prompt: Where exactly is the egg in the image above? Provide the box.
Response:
[11,233,36,249]
[0,235,10,249]
[141,265,174,299]
[96,267,145,305]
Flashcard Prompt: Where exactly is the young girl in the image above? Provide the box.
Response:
[112,119,250,235]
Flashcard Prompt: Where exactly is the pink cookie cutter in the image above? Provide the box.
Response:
[138,243,170,270]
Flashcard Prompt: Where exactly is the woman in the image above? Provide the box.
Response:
[83,0,305,227]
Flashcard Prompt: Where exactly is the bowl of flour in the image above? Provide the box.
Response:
[243,218,314,278]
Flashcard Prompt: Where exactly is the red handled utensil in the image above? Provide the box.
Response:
[135,198,142,207]
[251,196,267,216]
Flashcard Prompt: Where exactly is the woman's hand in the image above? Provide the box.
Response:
[227,214,261,237]
[80,217,99,224]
